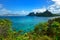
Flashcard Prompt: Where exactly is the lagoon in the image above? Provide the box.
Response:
[0,16,52,33]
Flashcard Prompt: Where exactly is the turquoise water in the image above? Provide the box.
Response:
[0,16,51,32]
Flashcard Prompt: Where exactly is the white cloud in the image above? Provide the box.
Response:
[14,10,29,16]
[32,0,60,14]
[0,4,29,16]
[0,8,12,15]
[52,0,60,5]
[14,8,47,16]
[0,4,12,16]
[1,0,60,16]
[48,0,60,13]
[32,8,46,13]
[1,8,11,13]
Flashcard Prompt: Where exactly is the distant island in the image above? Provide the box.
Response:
[27,10,60,17]
[0,14,20,16]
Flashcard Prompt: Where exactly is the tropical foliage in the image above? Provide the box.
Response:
[0,18,60,40]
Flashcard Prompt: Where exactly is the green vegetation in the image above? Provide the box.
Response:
[0,19,12,39]
[27,10,60,17]
[0,18,60,40]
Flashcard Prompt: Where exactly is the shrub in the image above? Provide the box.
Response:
[0,19,12,38]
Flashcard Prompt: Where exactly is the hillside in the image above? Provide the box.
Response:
[27,10,60,17]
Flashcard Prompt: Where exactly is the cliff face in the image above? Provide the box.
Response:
[35,10,53,17]
[27,10,60,17]
[27,12,35,16]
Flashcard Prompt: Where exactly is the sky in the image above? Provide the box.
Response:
[0,0,60,16]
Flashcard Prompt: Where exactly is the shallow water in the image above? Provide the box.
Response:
[0,16,52,32]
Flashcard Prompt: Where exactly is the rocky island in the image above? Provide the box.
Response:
[27,10,60,17]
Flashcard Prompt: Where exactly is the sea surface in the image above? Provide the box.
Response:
[0,16,52,33]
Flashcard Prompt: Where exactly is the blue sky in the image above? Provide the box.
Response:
[0,0,53,11]
[0,0,60,16]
